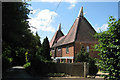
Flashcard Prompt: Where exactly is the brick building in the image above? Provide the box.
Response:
[50,7,99,63]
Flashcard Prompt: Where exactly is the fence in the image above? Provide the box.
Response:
[49,62,89,77]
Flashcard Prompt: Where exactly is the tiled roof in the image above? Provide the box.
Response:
[50,7,97,48]
[62,18,79,45]
[50,25,64,48]
[52,36,66,47]
[50,31,57,48]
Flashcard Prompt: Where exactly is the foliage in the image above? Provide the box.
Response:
[88,58,98,75]
[75,46,89,62]
[2,56,12,72]
[30,55,52,75]
[2,2,31,66]
[25,51,28,62]
[2,2,43,66]
[2,2,52,76]
[75,46,98,75]
[24,62,31,68]
[95,16,120,80]
[42,37,51,61]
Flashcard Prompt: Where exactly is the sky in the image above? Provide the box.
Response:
[26,1,119,42]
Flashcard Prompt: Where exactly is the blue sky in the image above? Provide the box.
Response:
[27,1,118,42]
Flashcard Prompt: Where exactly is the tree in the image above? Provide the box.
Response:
[75,46,89,62]
[2,2,34,66]
[95,16,120,80]
[2,2,30,47]
[42,37,51,61]
[75,46,98,75]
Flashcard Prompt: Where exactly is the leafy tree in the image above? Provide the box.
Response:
[95,16,120,80]
[2,2,30,47]
[42,37,51,61]
[2,2,33,66]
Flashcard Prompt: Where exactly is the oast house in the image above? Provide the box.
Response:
[50,7,99,63]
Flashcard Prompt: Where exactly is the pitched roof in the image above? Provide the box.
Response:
[61,18,79,45]
[51,7,97,48]
[50,24,64,48]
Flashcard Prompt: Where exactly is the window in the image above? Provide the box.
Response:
[86,46,89,52]
[52,48,55,52]
[66,47,69,53]
[58,47,61,51]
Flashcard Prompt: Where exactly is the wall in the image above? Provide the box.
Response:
[75,42,100,58]
[56,48,62,57]
[62,44,74,57]
[49,63,87,77]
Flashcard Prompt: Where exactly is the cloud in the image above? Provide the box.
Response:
[66,0,77,9]
[68,4,76,9]
[28,9,57,34]
[95,24,108,32]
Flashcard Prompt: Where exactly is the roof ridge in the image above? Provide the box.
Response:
[78,6,83,17]
[74,17,81,42]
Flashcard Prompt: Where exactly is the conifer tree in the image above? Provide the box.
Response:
[42,37,51,61]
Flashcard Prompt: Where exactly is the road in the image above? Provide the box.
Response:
[2,66,104,80]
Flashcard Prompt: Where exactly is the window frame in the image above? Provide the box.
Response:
[52,48,55,52]
[86,46,89,52]
[66,47,69,53]
[58,47,61,51]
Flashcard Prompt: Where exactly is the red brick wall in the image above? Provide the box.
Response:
[51,50,55,57]
[62,44,74,57]
[51,41,99,59]
[75,42,99,58]
[56,48,62,57]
